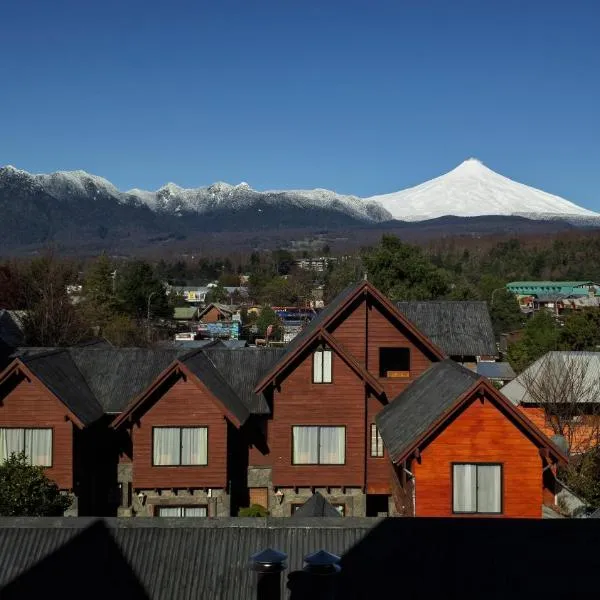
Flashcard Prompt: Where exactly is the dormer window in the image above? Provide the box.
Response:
[313,346,332,384]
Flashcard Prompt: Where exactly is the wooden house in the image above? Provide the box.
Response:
[377,360,567,517]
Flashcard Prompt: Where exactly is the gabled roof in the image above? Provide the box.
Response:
[501,351,600,406]
[376,359,567,465]
[197,303,236,320]
[396,301,497,357]
[255,281,445,393]
[2,350,104,427]
[291,492,342,518]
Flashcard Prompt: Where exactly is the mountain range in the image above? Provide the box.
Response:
[0,160,597,253]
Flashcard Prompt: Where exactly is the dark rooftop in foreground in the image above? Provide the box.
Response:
[1,517,600,599]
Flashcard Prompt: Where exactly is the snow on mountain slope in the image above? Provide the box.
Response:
[0,166,390,223]
[367,158,599,221]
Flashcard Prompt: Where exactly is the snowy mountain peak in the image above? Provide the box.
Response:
[367,159,598,221]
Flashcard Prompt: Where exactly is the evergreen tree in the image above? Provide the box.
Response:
[117,261,172,320]
[0,452,72,516]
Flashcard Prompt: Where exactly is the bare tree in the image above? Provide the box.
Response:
[21,253,88,347]
[519,353,600,454]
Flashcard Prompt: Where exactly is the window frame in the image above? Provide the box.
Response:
[151,426,209,467]
[155,505,208,517]
[378,347,411,378]
[451,462,503,515]
[370,424,385,458]
[291,425,346,466]
[312,347,333,384]
[0,427,53,467]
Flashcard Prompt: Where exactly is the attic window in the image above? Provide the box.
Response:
[379,348,410,378]
[313,347,333,384]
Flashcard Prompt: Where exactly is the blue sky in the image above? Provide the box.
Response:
[1,0,599,208]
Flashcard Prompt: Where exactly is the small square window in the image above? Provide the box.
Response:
[379,348,410,378]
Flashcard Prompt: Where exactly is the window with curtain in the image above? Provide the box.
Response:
[157,506,207,517]
[453,463,502,514]
[292,426,345,464]
[0,428,52,466]
[153,427,208,466]
[313,348,333,383]
[370,424,384,457]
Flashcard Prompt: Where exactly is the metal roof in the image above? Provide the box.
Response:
[396,301,497,357]
[2,517,600,599]
[501,351,600,405]
[476,362,516,381]
[376,359,480,463]
[507,281,596,287]
[0,310,25,348]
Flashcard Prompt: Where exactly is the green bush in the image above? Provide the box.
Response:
[238,504,269,517]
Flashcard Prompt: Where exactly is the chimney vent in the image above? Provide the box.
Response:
[250,548,287,600]
[303,550,341,575]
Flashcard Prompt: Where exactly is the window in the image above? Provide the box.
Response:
[313,347,333,383]
[379,348,410,378]
[0,428,52,466]
[453,463,502,514]
[292,426,345,465]
[157,506,207,517]
[153,427,208,466]
[370,424,384,457]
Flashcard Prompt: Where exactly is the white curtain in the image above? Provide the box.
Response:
[0,429,25,463]
[453,464,477,512]
[319,426,345,464]
[371,425,384,457]
[181,428,208,465]
[158,506,182,517]
[477,465,502,513]
[153,428,181,465]
[25,429,52,466]
[322,350,333,383]
[293,426,319,464]
[184,506,207,517]
[313,351,323,383]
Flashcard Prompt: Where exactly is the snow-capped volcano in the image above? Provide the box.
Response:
[367,158,598,221]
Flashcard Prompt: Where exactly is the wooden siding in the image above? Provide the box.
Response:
[366,392,391,494]
[0,376,74,489]
[330,297,367,362]
[412,393,545,518]
[366,302,433,398]
[201,307,225,323]
[132,377,228,489]
[269,347,365,488]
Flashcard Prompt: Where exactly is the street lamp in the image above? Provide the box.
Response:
[490,287,505,305]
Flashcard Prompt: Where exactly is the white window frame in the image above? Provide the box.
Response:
[313,348,333,383]
[370,424,384,457]
[152,426,208,466]
[452,463,502,514]
[0,427,53,467]
[292,425,345,465]
[157,505,208,517]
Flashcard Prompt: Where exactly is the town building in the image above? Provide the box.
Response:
[0,281,565,519]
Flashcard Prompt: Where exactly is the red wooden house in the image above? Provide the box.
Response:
[376,359,567,517]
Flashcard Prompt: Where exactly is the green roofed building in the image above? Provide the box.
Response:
[506,281,599,297]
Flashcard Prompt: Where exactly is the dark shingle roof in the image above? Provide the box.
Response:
[19,350,105,426]
[203,347,285,414]
[291,492,342,518]
[396,301,497,357]
[2,517,600,599]
[180,351,251,425]
[376,359,480,463]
